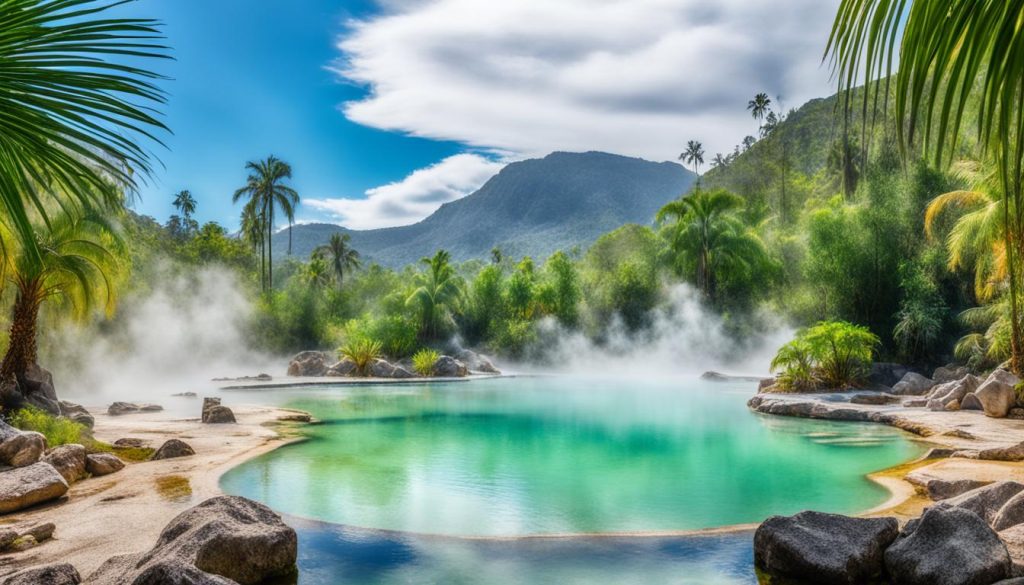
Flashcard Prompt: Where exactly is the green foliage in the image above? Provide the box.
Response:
[9,407,84,447]
[407,250,463,340]
[344,315,418,359]
[894,262,948,364]
[338,338,383,376]
[581,225,662,332]
[412,349,440,376]
[771,321,880,391]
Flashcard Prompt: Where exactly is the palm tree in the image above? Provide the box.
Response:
[0,207,121,402]
[827,0,1024,373]
[305,251,331,289]
[406,250,463,340]
[748,93,772,128]
[656,188,770,302]
[710,153,728,170]
[233,156,299,291]
[315,233,361,288]
[0,0,168,263]
[173,190,197,222]
[680,140,705,177]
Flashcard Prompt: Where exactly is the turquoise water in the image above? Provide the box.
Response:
[222,376,922,537]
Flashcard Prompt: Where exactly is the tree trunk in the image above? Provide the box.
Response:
[1006,180,1023,375]
[0,283,42,384]
[268,204,274,291]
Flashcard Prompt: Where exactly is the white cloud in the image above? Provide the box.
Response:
[305,153,505,229]
[334,0,842,162]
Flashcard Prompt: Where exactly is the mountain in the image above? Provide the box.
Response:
[274,151,695,268]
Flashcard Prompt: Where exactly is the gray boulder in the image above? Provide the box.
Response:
[86,453,124,476]
[923,478,991,501]
[926,374,982,405]
[934,365,970,384]
[286,351,328,377]
[926,399,946,411]
[962,393,985,411]
[753,511,897,583]
[325,358,357,377]
[20,522,55,543]
[869,362,910,387]
[979,442,1024,462]
[87,496,296,585]
[20,363,60,416]
[42,444,87,484]
[433,356,469,378]
[885,505,1010,585]
[390,365,415,379]
[456,350,500,374]
[107,402,162,416]
[999,524,1024,578]
[946,481,1024,524]
[893,372,935,396]
[369,358,396,378]
[151,439,195,461]
[977,369,1022,418]
[2,562,80,585]
[204,405,236,424]
[850,393,900,405]
[995,491,1024,531]
[0,420,45,468]
[59,401,94,429]
[0,462,68,514]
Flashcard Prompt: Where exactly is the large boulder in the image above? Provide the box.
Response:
[934,364,970,384]
[885,505,1011,585]
[979,442,1024,462]
[926,374,982,405]
[59,401,94,429]
[433,356,469,378]
[0,462,68,514]
[201,397,236,424]
[151,439,195,461]
[999,524,1024,578]
[369,358,396,378]
[286,351,328,377]
[0,420,45,468]
[2,562,81,585]
[87,496,297,585]
[945,482,1024,525]
[86,453,124,477]
[962,393,985,411]
[456,350,500,374]
[994,491,1024,531]
[753,511,897,584]
[977,369,1022,418]
[42,444,87,484]
[892,372,935,396]
[20,363,60,416]
[869,362,910,388]
[325,358,357,377]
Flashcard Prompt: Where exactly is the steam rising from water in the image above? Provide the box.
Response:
[42,266,273,406]
[531,285,792,378]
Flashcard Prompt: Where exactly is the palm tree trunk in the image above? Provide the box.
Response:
[1006,181,1023,375]
[0,283,42,383]
[268,204,274,290]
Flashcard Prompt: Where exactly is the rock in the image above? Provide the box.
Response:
[367,358,393,378]
[926,374,982,404]
[870,362,910,387]
[458,350,500,374]
[325,358,358,377]
[927,399,946,411]
[42,444,87,484]
[850,393,900,405]
[1011,408,1024,420]
[906,473,991,501]
[944,428,977,439]
[993,490,1024,531]
[0,529,17,549]
[979,442,1024,462]
[107,402,162,416]
[9,535,37,552]
[999,524,1024,578]
[922,447,956,459]
[151,439,195,460]
[903,398,929,407]
[977,369,1022,418]
[0,420,46,468]
[390,365,415,379]
[946,399,961,411]
[203,405,236,424]
[1,563,81,585]
[87,495,297,585]
[433,356,468,378]
[20,363,60,416]
[172,391,198,397]
[963,393,985,411]
[286,351,328,377]
[758,377,778,392]
[0,462,68,513]
[20,522,55,542]
[946,481,1024,524]
[934,364,970,384]
[113,438,147,448]
[59,401,94,429]
[753,510,897,583]
[277,413,311,423]
[892,372,935,396]
[86,453,124,476]
[885,505,1011,585]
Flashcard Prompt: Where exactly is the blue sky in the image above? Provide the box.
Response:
[118,0,840,232]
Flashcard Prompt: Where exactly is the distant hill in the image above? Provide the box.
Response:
[274,151,695,267]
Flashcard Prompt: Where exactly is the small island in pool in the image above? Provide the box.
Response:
[0,1,1021,584]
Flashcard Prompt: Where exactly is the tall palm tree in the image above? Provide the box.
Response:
[0,207,121,398]
[0,0,168,263]
[656,188,770,302]
[173,190,197,222]
[406,250,463,340]
[710,153,728,170]
[680,140,705,177]
[315,233,361,288]
[233,156,299,291]
[827,0,1024,373]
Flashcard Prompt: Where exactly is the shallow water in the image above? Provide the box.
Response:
[222,376,922,537]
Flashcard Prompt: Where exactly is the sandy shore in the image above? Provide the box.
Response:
[0,402,307,578]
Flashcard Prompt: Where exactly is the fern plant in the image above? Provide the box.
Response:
[411,349,440,376]
[338,338,382,377]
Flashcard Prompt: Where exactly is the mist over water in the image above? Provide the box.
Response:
[42,266,274,406]
[529,284,793,378]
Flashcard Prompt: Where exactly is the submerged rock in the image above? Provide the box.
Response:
[86,453,124,477]
[286,351,328,377]
[892,372,935,396]
[87,496,296,585]
[754,511,897,584]
[977,369,1022,418]
[42,444,87,484]
[2,562,80,585]
[151,439,195,461]
[0,462,68,514]
[885,505,1010,585]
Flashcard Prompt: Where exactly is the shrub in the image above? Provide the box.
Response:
[344,315,418,358]
[770,320,879,391]
[411,348,440,376]
[9,407,85,446]
[339,338,383,376]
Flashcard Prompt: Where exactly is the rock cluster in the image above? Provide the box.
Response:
[288,349,500,379]
[107,402,163,416]
[201,397,236,424]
